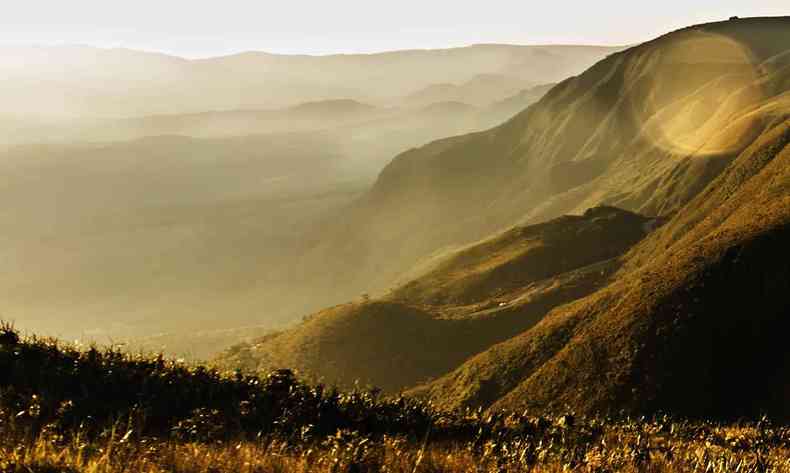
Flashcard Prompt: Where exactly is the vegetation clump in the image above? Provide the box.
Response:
[2,325,790,472]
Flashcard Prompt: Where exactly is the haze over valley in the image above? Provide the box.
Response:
[1,43,623,352]
[3,3,790,471]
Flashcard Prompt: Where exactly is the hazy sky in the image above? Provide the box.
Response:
[0,1,787,57]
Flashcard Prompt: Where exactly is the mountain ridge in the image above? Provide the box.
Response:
[217,17,790,419]
[282,16,790,313]
[0,43,622,117]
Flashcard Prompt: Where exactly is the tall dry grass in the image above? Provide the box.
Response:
[3,323,790,472]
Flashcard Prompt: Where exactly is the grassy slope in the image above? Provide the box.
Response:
[390,206,650,306]
[4,326,790,472]
[218,207,652,392]
[223,17,790,404]
[7,326,790,473]
[416,119,790,419]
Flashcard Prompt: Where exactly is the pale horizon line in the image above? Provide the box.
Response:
[0,41,628,61]
[0,15,785,60]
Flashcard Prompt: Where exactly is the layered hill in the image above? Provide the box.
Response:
[416,118,790,420]
[0,45,613,345]
[0,44,619,118]
[217,207,655,391]
[103,99,386,140]
[0,89,551,153]
[400,74,529,108]
[1,89,555,345]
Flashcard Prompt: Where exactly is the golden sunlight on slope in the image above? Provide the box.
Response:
[633,31,765,157]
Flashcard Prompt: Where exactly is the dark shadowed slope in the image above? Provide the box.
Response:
[416,119,790,419]
[389,206,651,307]
[216,207,653,392]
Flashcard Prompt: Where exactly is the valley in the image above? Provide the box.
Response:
[2,10,790,473]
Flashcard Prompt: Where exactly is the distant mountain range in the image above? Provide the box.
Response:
[400,74,530,108]
[0,83,555,345]
[0,44,621,117]
[1,89,551,146]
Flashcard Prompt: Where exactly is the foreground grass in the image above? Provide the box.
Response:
[3,324,790,472]
[4,424,790,473]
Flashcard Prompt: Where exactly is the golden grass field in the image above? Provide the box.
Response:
[4,421,790,472]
